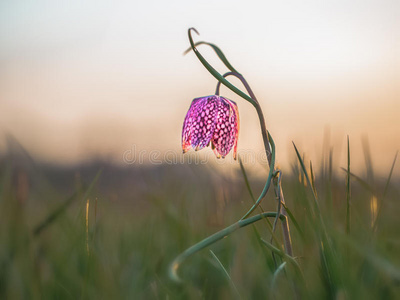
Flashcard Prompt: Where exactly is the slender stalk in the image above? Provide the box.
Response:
[215,73,271,163]
[240,132,276,219]
[169,28,295,282]
[216,72,293,256]
[86,199,90,255]
[271,171,282,245]
[372,150,398,231]
[210,250,242,299]
[346,136,351,235]
[276,186,293,256]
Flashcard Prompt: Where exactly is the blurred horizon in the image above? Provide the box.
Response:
[1,0,399,176]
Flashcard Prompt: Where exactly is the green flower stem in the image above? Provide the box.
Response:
[275,183,293,256]
[215,71,272,164]
[240,131,275,220]
[214,71,293,256]
[173,28,295,280]
[188,27,293,255]
[271,171,282,240]
[169,212,285,282]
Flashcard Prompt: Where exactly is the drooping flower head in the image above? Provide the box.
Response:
[182,95,239,159]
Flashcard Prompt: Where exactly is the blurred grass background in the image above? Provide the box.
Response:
[1,137,399,299]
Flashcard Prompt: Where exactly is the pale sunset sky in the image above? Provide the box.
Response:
[0,0,399,176]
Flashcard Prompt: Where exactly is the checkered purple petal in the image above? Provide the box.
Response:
[182,95,239,159]
[211,97,239,159]
[182,96,218,153]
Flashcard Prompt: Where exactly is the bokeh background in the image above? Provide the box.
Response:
[1,1,400,298]
[1,0,399,175]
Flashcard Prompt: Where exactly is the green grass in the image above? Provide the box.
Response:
[0,146,399,299]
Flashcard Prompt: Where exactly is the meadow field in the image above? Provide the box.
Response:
[0,140,399,299]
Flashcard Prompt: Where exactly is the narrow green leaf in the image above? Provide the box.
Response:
[346,136,351,235]
[340,168,375,194]
[309,161,317,197]
[241,132,276,220]
[33,168,102,237]
[187,28,255,106]
[209,250,242,299]
[271,261,287,290]
[362,135,374,182]
[382,150,398,199]
[169,212,284,282]
[260,238,303,279]
[33,191,77,236]
[373,150,398,231]
[238,156,256,203]
[292,142,321,218]
[184,41,239,73]
[239,155,282,248]
[293,142,337,291]
[281,203,305,241]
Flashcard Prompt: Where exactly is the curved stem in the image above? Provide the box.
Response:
[276,184,293,256]
[272,170,293,256]
[169,212,285,282]
[215,72,272,164]
[182,27,294,269]
[241,132,275,220]
[213,70,293,256]
[188,28,255,106]
[272,170,283,240]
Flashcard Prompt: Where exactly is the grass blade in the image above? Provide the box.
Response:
[292,142,321,219]
[238,156,256,203]
[309,161,317,197]
[362,135,374,182]
[340,168,375,194]
[33,169,102,237]
[241,132,276,220]
[33,191,77,236]
[372,150,398,231]
[382,150,398,199]
[346,136,351,235]
[260,238,303,279]
[271,261,287,289]
[209,250,241,299]
[281,203,305,241]
[238,155,282,250]
[293,142,339,294]
[169,212,284,282]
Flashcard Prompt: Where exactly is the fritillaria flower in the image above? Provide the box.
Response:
[182,95,239,159]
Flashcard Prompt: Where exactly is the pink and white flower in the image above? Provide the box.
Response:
[182,95,239,159]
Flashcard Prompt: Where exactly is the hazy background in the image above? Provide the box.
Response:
[1,0,399,176]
